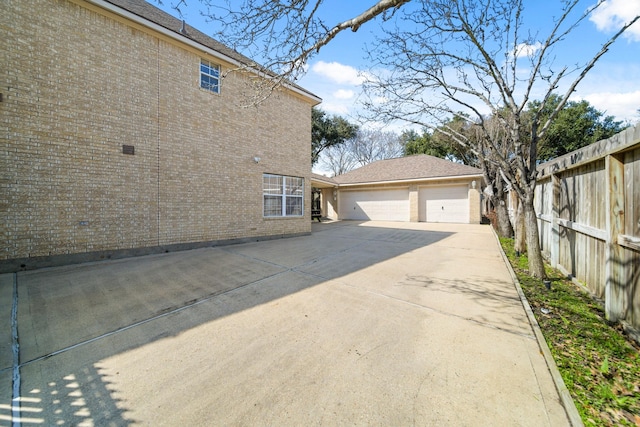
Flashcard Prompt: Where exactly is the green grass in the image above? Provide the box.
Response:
[499,237,640,427]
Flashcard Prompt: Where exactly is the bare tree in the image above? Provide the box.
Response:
[320,128,404,175]
[359,0,638,277]
[468,118,515,239]
[320,141,358,176]
[197,0,409,87]
[352,128,404,166]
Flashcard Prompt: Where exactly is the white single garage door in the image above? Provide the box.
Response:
[339,189,410,221]
[419,185,469,223]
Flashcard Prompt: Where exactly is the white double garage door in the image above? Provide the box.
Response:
[339,185,470,223]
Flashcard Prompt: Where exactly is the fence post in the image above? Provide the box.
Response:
[605,153,625,322]
[550,174,560,268]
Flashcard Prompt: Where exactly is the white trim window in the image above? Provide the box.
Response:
[200,59,220,93]
[263,174,304,217]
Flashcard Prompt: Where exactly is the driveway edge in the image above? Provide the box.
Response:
[491,228,585,427]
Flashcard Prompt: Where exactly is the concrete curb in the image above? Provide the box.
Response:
[491,229,585,427]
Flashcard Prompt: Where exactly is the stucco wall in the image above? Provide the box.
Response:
[1,0,314,268]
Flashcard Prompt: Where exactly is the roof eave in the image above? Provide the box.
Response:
[310,177,338,187]
[336,173,484,187]
[88,0,322,104]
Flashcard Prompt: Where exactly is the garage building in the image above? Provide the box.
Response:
[312,155,484,224]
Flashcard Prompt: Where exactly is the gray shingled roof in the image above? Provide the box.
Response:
[104,0,318,100]
[310,173,338,188]
[311,173,337,184]
[333,155,482,185]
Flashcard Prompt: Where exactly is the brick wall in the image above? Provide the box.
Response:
[1,0,314,267]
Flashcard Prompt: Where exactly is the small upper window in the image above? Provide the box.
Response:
[200,59,220,93]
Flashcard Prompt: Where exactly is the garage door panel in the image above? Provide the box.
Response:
[419,185,469,223]
[339,189,409,221]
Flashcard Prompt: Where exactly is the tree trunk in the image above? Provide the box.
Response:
[491,173,514,238]
[494,199,514,238]
[523,195,546,278]
[514,199,526,254]
[481,162,513,238]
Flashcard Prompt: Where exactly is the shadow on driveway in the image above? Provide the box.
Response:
[1,221,569,426]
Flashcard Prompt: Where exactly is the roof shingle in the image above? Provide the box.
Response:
[333,155,482,185]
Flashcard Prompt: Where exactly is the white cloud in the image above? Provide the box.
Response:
[590,0,640,41]
[567,62,640,123]
[513,42,542,59]
[333,89,355,99]
[300,61,370,119]
[318,101,351,115]
[311,61,366,85]
[580,90,640,123]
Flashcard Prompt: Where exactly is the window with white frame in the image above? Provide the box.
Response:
[263,174,304,217]
[200,59,220,93]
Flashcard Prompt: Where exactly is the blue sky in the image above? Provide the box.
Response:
[152,0,640,127]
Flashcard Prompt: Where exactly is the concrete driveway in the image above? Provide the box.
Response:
[1,221,570,426]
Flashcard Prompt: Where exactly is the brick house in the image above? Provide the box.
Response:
[1,0,321,271]
[311,155,484,223]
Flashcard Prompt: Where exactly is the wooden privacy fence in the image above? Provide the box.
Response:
[534,124,640,333]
